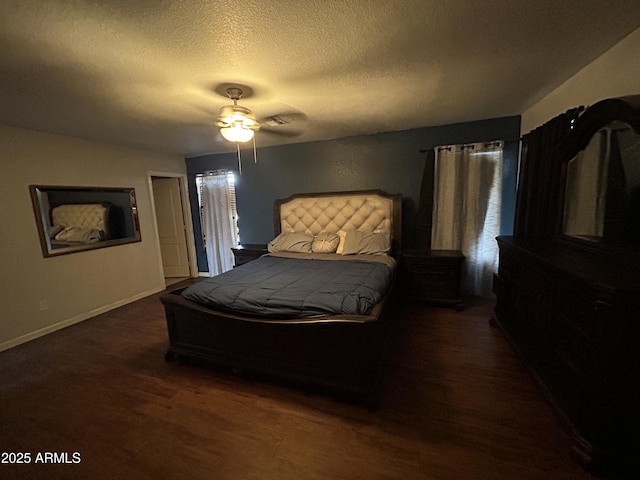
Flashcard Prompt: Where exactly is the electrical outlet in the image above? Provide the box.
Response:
[38,300,48,311]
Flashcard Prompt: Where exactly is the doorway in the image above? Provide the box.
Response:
[150,175,194,286]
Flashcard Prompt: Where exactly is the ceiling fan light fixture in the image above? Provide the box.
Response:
[220,125,255,143]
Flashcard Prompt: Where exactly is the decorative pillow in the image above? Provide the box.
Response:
[267,232,313,253]
[311,231,340,253]
[340,230,391,255]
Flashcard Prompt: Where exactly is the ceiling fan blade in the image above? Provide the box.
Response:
[260,126,304,138]
[259,112,308,127]
[257,111,308,138]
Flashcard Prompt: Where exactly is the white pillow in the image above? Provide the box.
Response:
[267,232,313,253]
[340,230,390,255]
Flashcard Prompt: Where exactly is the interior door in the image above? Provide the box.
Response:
[152,177,190,278]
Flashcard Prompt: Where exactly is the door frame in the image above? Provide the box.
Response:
[148,171,198,285]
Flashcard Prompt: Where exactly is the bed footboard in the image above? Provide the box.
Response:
[160,285,398,404]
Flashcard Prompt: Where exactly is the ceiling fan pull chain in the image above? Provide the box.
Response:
[237,144,242,174]
[253,136,257,164]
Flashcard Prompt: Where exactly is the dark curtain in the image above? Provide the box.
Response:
[413,149,435,248]
[514,107,584,240]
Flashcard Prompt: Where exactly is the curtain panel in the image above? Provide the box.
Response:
[431,141,503,296]
[200,171,239,276]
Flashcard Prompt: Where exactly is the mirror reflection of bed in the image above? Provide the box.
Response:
[29,185,141,257]
[48,203,120,248]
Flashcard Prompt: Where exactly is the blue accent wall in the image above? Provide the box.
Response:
[187,116,521,272]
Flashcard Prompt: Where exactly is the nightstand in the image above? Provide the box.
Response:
[402,249,464,310]
[231,244,268,267]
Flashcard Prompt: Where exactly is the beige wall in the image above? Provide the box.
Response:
[0,124,186,350]
[522,27,640,133]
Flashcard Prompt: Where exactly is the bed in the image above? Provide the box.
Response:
[160,189,402,404]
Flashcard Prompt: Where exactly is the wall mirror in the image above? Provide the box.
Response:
[562,120,640,245]
[29,185,141,257]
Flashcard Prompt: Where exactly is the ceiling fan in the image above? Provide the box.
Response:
[213,86,306,172]
[215,87,261,143]
[215,86,306,141]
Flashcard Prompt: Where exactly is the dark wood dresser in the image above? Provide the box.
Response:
[231,244,268,267]
[493,97,640,474]
[402,249,464,309]
[493,237,640,471]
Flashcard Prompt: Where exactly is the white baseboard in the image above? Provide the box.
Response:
[0,286,164,353]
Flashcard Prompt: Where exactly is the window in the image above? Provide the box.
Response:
[195,170,239,275]
[431,141,503,296]
[195,171,239,249]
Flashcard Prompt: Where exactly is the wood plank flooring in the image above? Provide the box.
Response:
[0,283,612,479]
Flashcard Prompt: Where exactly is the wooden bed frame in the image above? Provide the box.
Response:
[160,189,402,404]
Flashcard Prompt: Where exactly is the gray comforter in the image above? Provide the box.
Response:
[181,254,394,318]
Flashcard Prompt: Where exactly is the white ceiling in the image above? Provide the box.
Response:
[1,1,640,157]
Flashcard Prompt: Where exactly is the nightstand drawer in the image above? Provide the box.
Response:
[405,263,458,279]
[402,249,464,309]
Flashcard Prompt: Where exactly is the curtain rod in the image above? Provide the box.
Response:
[197,169,229,177]
[436,140,503,152]
[421,140,503,154]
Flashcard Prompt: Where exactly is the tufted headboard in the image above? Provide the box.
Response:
[51,203,111,238]
[274,190,402,254]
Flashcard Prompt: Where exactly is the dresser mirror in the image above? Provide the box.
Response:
[562,115,640,246]
[30,185,141,257]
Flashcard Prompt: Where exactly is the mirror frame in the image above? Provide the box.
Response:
[556,96,640,259]
[29,185,141,258]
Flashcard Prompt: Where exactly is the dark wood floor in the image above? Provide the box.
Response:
[0,283,611,479]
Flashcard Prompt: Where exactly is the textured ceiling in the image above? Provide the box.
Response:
[1,0,640,157]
